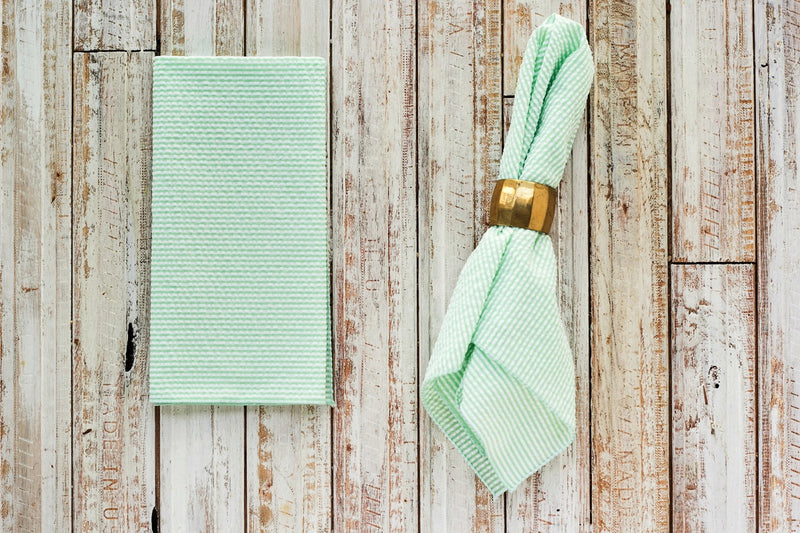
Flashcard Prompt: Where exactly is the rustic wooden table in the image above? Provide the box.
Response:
[2,0,798,531]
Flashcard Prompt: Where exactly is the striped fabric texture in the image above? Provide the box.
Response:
[149,57,333,405]
[421,14,594,495]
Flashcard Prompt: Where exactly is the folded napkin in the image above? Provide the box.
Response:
[149,57,333,405]
[421,14,594,495]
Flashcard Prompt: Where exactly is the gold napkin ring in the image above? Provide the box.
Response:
[488,179,556,234]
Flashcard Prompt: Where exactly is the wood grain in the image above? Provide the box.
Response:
[156,4,246,531]
[501,4,592,529]
[417,0,504,531]
[72,51,156,532]
[589,1,671,531]
[245,406,330,532]
[755,1,800,530]
[671,264,756,532]
[246,0,329,57]
[331,0,418,530]
[670,0,755,262]
[245,1,333,531]
[158,0,243,56]
[502,0,586,96]
[0,0,72,530]
[3,2,795,530]
[506,104,591,533]
[74,0,156,51]
[159,406,245,532]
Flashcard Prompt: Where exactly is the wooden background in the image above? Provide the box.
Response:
[1,0,799,531]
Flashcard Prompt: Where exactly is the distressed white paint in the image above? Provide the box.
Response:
[331,0,418,531]
[72,51,156,532]
[670,0,755,262]
[0,1,784,530]
[671,264,756,532]
[589,0,671,530]
[74,0,156,50]
[159,0,243,56]
[159,406,245,532]
[755,1,800,530]
[0,0,72,530]
[247,0,328,57]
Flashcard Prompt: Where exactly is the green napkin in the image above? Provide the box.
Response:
[149,57,333,405]
[421,14,594,495]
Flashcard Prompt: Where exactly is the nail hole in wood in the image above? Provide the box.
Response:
[125,323,136,372]
[708,365,720,389]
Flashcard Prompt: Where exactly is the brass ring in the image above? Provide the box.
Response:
[488,179,556,234]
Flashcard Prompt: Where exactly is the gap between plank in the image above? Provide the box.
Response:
[750,0,760,527]
[665,0,674,529]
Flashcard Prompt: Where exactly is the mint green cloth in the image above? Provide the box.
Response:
[421,14,594,495]
[149,57,333,405]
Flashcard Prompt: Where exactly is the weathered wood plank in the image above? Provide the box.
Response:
[588,0,670,531]
[245,406,330,532]
[417,0,503,531]
[244,1,332,531]
[0,0,72,530]
[158,0,243,56]
[501,10,592,530]
[755,1,800,530]
[246,0,328,57]
[670,0,755,262]
[671,264,756,532]
[159,406,245,532]
[72,51,156,532]
[74,0,156,51]
[156,5,246,531]
[331,0,418,530]
[502,4,591,530]
[502,1,585,95]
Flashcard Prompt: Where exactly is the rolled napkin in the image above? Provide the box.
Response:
[421,13,594,495]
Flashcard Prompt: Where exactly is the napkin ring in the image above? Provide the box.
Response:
[488,179,556,234]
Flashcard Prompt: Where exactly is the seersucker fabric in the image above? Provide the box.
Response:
[420,14,594,495]
[149,57,333,405]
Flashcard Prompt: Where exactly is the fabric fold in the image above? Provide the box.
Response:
[421,13,594,495]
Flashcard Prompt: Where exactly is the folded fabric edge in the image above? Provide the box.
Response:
[149,368,335,406]
[149,397,336,407]
[153,55,327,65]
[422,368,575,496]
[421,378,507,495]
